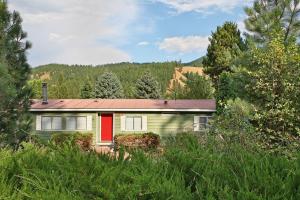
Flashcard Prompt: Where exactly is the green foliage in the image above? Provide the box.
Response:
[0,1,31,149]
[0,135,300,199]
[32,62,178,98]
[211,98,255,139]
[216,68,252,109]
[245,0,300,43]
[134,71,161,99]
[203,22,245,85]
[80,82,93,99]
[170,72,214,99]
[51,133,93,151]
[94,72,124,99]
[244,31,300,154]
[28,79,42,99]
[49,73,68,98]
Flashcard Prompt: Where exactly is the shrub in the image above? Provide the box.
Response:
[210,98,255,144]
[50,133,93,151]
[1,134,300,199]
[114,132,160,150]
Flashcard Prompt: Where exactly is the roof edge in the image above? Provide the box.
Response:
[29,108,216,112]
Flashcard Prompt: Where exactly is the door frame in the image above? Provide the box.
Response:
[96,112,115,145]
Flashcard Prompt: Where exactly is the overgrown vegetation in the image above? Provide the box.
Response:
[1,134,300,199]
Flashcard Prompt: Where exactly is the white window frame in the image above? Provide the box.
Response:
[66,116,87,131]
[125,116,143,131]
[41,116,62,131]
[194,116,212,131]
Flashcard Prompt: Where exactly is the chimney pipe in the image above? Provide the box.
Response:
[42,82,48,104]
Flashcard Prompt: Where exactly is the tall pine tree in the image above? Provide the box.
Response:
[95,72,124,99]
[203,22,245,86]
[245,0,300,43]
[0,1,32,148]
[134,71,161,99]
[80,82,93,99]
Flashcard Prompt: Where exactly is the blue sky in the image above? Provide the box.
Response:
[8,0,251,67]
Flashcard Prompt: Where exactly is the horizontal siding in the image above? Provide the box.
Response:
[114,113,212,136]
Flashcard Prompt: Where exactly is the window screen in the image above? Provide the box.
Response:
[77,116,87,130]
[52,117,62,130]
[66,117,76,130]
[42,117,52,130]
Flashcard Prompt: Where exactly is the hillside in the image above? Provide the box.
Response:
[31,62,181,98]
[183,56,205,66]
[167,66,205,93]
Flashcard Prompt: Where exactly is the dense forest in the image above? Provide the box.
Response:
[30,62,180,98]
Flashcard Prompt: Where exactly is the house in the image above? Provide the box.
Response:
[29,84,216,145]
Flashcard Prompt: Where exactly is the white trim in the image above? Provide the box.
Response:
[194,115,212,131]
[30,108,216,112]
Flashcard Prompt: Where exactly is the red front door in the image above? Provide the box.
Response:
[101,113,113,142]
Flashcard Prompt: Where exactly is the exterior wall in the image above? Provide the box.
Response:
[31,111,213,144]
[31,112,97,141]
[114,112,213,137]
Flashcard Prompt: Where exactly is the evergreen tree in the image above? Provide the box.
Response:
[80,82,93,99]
[245,0,300,43]
[135,71,161,99]
[95,72,124,99]
[0,1,32,148]
[169,73,214,99]
[181,73,214,99]
[28,79,42,99]
[203,22,245,85]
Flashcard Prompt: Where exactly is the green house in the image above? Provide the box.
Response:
[30,98,216,145]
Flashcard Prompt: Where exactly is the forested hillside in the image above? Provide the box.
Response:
[31,62,181,98]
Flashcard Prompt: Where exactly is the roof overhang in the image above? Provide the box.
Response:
[29,108,216,112]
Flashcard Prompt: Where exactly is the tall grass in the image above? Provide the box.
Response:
[0,134,300,199]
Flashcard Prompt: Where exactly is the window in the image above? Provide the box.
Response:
[66,116,87,130]
[194,116,212,131]
[125,116,142,131]
[41,116,62,130]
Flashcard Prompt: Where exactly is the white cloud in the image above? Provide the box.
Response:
[159,35,209,53]
[8,0,139,66]
[155,0,249,14]
[137,41,150,46]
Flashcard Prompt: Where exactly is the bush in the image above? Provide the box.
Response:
[114,132,160,150]
[50,133,93,151]
[210,98,255,143]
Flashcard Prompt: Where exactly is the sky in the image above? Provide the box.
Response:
[8,0,252,67]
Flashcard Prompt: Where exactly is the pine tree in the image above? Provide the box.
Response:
[245,0,300,43]
[203,22,245,85]
[135,71,161,99]
[80,82,93,99]
[95,72,124,99]
[0,1,32,148]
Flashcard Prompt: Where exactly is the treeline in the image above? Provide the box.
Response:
[30,62,179,98]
